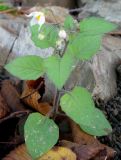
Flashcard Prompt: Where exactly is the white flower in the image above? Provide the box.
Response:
[56,39,65,50]
[58,30,67,39]
[56,39,62,46]
[26,11,45,28]
[38,33,45,40]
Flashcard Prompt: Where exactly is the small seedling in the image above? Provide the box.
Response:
[5,12,117,159]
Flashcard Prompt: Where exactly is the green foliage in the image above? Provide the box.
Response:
[30,24,59,48]
[44,53,75,89]
[64,16,75,30]
[80,17,117,35]
[0,4,11,11]
[5,56,45,80]
[24,113,59,159]
[67,34,102,60]
[60,86,112,136]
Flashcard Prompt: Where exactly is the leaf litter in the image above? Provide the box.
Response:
[0,70,117,160]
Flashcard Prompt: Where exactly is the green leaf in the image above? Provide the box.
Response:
[30,24,59,48]
[64,16,75,30]
[67,33,102,60]
[44,53,75,89]
[60,86,112,136]
[31,25,49,48]
[0,4,11,11]
[5,55,45,80]
[24,113,59,159]
[80,17,117,35]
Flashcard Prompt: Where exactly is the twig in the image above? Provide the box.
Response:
[62,40,69,56]
[0,110,30,124]
[69,7,82,13]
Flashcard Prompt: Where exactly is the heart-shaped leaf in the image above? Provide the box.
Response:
[67,34,102,60]
[44,53,75,89]
[5,55,45,80]
[60,86,112,136]
[24,113,59,159]
[80,17,117,35]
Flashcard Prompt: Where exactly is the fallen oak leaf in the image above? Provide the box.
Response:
[69,120,116,159]
[3,144,76,160]
[72,143,105,160]
[70,119,97,145]
[59,140,113,160]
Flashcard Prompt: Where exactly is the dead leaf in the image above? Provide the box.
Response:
[59,140,79,149]
[0,93,10,119]
[1,80,25,112]
[21,78,52,115]
[70,119,96,145]
[72,143,104,160]
[3,144,32,160]
[3,144,76,160]
[69,120,116,160]
[39,146,76,160]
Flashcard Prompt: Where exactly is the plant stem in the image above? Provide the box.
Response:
[60,40,69,57]
[46,89,60,118]
[52,89,60,118]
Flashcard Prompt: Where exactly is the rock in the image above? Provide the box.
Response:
[22,0,76,8]
[66,35,121,101]
[0,26,17,66]
[92,37,120,100]
[8,25,53,62]
[6,0,76,8]
[78,0,121,23]
[65,61,95,92]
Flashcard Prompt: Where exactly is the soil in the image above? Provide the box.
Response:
[0,68,121,159]
[98,69,121,160]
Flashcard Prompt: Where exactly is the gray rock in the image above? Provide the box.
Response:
[0,26,17,66]
[66,35,121,101]
[8,26,53,62]
[78,0,121,23]
[22,0,76,8]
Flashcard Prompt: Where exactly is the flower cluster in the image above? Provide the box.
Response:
[26,11,67,49]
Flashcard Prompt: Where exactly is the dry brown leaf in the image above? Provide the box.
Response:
[3,144,32,160]
[69,120,116,160]
[59,140,79,149]
[70,119,96,145]
[39,146,76,160]
[0,93,10,118]
[3,144,76,160]
[1,80,25,112]
[72,143,104,160]
[21,78,52,115]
